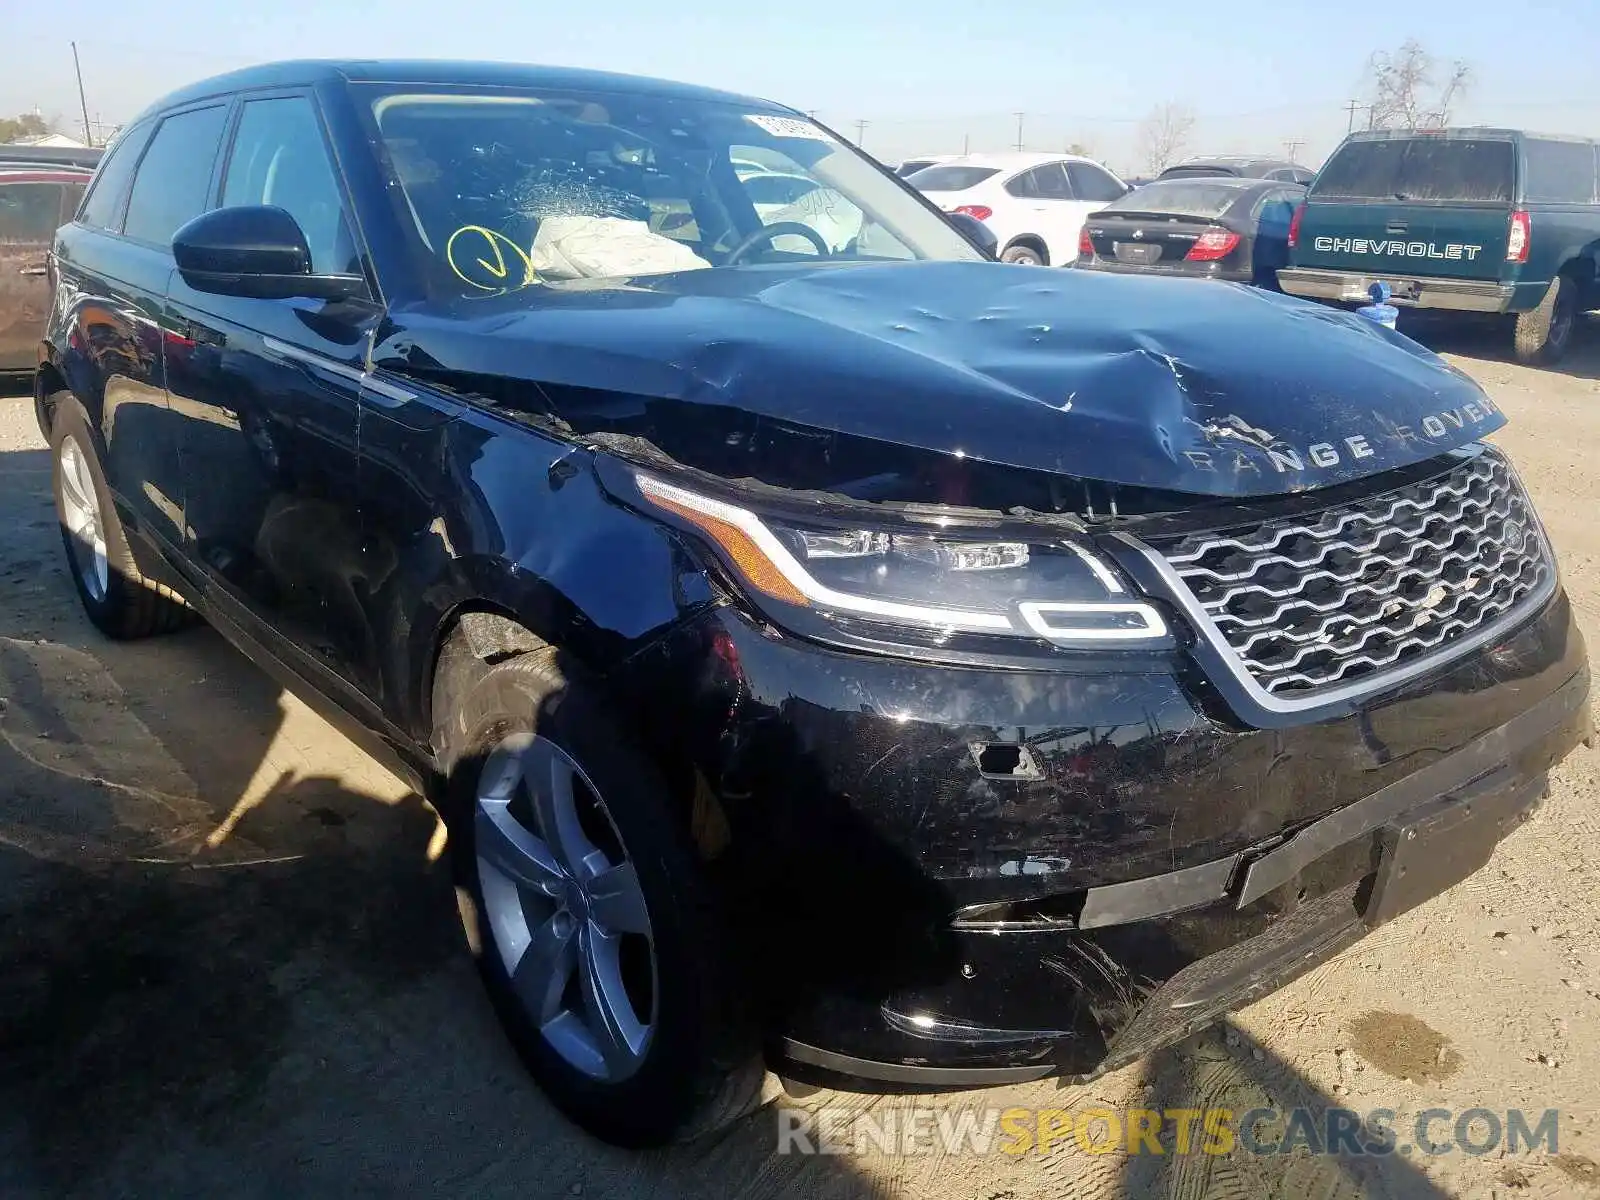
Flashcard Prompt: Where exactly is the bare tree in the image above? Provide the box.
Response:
[1138,104,1195,174]
[0,112,53,145]
[1365,40,1471,129]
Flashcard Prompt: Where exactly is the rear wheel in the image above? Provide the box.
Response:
[437,649,764,1145]
[1001,242,1045,266]
[1513,273,1578,364]
[49,397,194,640]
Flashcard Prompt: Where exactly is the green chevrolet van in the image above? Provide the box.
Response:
[1280,128,1599,363]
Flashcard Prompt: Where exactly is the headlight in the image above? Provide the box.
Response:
[634,472,1171,650]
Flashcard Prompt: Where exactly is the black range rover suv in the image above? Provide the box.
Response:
[36,61,1590,1146]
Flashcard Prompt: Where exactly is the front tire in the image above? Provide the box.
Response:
[1513,273,1578,364]
[1001,242,1045,265]
[49,396,193,640]
[436,649,764,1146]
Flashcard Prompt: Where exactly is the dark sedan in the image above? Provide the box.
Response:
[1076,177,1305,287]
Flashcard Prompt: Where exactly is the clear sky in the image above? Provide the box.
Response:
[6,0,1597,174]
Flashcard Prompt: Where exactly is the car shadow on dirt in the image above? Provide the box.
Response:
[0,439,896,1197]
[1117,1019,1455,1199]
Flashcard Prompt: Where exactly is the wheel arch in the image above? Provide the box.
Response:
[34,356,69,442]
[1559,242,1600,307]
[1001,234,1049,265]
[424,601,550,753]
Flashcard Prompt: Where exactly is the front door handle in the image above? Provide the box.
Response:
[17,265,47,277]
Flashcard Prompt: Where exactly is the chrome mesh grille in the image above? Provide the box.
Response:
[1160,450,1552,696]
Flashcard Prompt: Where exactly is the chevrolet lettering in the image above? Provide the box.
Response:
[1311,237,1483,261]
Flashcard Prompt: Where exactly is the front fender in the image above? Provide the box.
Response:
[361,404,715,741]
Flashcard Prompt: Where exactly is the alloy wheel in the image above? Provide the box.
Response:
[58,435,108,602]
[474,731,657,1082]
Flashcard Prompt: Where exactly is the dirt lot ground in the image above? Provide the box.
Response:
[4,322,1600,1199]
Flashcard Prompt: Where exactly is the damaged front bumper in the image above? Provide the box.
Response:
[631,587,1588,1090]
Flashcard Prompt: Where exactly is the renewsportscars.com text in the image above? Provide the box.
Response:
[777,1106,1561,1158]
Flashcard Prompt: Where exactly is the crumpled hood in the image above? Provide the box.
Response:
[388,261,1504,498]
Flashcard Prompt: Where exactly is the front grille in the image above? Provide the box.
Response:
[1160,449,1552,696]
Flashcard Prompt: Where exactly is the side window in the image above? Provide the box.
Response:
[1065,162,1125,202]
[1032,162,1073,199]
[77,121,153,230]
[1523,139,1598,204]
[742,173,821,207]
[123,106,230,247]
[222,96,359,275]
[1004,169,1039,198]
[59,182,87,225]
[1293,170,1316,186]
[0,183,63,244]
[724,143,885,257]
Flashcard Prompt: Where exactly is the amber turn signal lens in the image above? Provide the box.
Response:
[646,491,810,608]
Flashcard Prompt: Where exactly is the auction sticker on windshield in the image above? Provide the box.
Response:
[744,114,829,140]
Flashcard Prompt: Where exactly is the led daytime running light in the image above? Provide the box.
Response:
[634,472,1170,644]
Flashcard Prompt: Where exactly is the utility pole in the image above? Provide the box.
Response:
[1283,138,1304,161]
[854,118,868,147]
[1013,112,1025,152]
[71,41,92,146]
[1345,99,1361,134]
[962,132,970,155]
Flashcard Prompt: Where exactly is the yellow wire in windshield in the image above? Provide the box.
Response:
[445,225,538,292]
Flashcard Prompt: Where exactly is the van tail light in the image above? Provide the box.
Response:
[1186,227,1241,262]
[1288,202,1306,248]
[1078,226,1094,256]
[1507,209,1530,263]
[952,204,992,221]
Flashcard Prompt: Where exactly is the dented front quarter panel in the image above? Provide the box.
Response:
[354,399,715,738]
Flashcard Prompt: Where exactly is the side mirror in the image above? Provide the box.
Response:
[172,206,364,301]
[946,211,998,260]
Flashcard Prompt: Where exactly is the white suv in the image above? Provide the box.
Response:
[906,152,1129,265]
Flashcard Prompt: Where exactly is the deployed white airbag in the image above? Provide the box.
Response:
[530,216,710,279]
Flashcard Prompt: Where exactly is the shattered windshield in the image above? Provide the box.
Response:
[363,85,981,295]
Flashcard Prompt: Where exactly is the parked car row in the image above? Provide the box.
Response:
[895,130,1600,364]
[898,150,1311,269]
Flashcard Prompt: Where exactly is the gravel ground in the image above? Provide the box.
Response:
[3,322,1600,1199]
